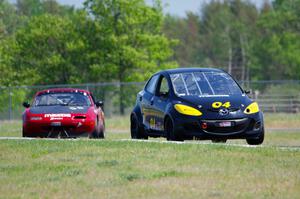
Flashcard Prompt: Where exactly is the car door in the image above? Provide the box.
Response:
[150,75,171,132]
[141,74,160,129]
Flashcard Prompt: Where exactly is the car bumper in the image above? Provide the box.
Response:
[172,113,263,140]
[23,119,95,137]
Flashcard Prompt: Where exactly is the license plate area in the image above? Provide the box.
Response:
[51,122,61,127]
[217,121,233,127]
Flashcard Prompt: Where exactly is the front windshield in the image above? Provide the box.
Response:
[170,72,242,97]
[33,92,91,106]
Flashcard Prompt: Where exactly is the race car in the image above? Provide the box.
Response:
[22,88,105,138]
[130,68,264,145]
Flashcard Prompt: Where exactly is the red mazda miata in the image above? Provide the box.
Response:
[22,88,105,138]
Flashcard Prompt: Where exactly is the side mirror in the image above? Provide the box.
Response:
[159,91,169,98]
[23,102,30,108]
[95,101,104,107]
[244,90,251,95]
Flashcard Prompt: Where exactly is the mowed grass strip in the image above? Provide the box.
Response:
[0,139,300,199]
[2,113,300,147]
[1,113,300,136]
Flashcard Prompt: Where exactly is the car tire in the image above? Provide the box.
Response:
[98,131,104,139]
[22,128,27,137]
[91,129,99,139]
[131,113,148,139]
[246,127,265,145]
[165,117,183,142]
[98,122,105,139]
[91,119,103,139]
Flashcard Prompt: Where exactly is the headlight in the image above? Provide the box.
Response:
[244,102,259,114]
[174,104,202,116]
[30,117,42,120]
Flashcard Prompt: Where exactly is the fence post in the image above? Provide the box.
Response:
[8,87,12,120]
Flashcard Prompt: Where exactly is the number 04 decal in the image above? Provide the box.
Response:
[212,102,231,109]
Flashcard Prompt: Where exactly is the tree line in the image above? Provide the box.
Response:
[1,0,299,88]
[163,0,300,81]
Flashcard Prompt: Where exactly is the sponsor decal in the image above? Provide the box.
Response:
[50,118,63,121]
[44,114,71,118]
[69,107,85,110]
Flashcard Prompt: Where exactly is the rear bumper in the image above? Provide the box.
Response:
[23,119,95,137]
[173,113,263,140]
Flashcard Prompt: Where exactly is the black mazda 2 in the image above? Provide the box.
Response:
[130,68,264,145]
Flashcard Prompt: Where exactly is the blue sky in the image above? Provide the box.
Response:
[58,0,265,17]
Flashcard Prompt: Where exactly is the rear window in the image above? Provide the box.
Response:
[33,92,92,106]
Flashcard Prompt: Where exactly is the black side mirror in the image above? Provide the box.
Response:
[244,90,251,94]
[95,101,104,107]
[159,91,169,98]
[23,102,30,108]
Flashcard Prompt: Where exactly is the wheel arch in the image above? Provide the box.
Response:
[131,105,143,125]
[163,114,174,131]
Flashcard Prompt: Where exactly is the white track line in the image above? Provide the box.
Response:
[0,137,300,151]
[119,139,300,151]
[0,137,80,141]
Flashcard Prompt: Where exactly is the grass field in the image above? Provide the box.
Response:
[0,114,300,198]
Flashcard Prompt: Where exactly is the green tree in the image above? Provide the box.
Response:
[13,14,87,84]
[84,0,177,114]
[253,0,300,80]
[198,0,258,81]
[163,13,199,67]
[16,0,43,16]
[0,0,22,37]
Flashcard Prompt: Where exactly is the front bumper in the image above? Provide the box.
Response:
[172,112,263,140]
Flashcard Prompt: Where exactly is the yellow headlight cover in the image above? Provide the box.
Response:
[174,104,202,116]
[244,102,260,114]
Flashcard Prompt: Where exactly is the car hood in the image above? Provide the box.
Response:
[179,95,250,108]
[177,95,253,119]
[29,106,89,114]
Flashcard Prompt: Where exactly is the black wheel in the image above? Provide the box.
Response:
[98,121,105,139]
[98,127,105,139]
[165,117,183,142]
[90,129,99,139]
[90,119,103,139]
[212,139,227,143]
[130,113,147,139]
[22,128,29,137]
[246,127,265,145]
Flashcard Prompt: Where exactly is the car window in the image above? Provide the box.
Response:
[90,94,96,104]
[145,75,159,94]
[158,76,169,95]
[33,92,92,106]
[170,72,242,97]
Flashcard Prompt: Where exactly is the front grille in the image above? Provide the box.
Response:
[183,122,202,131]
[202,118,250,135]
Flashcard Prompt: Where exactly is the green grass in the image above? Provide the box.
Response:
[1,114,300,147]
[0,114,299,198]
[0,139,300,198]
[264,113,300,129]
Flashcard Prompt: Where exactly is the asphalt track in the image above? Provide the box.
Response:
[0,137,300,151]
